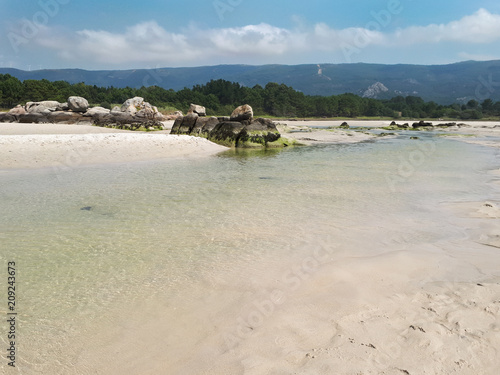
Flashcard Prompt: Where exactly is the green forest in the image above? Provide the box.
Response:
[1,74,500,120]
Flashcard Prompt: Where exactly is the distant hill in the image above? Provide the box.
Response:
[2,60,500,104]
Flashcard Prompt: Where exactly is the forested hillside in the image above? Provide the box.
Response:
[1,75,499,119]
[2,60,500,104]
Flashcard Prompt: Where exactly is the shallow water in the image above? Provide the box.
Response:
[0,135,499,373]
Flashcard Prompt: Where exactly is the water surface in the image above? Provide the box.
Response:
[0,135,498,373]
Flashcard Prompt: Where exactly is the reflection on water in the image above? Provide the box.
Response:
[0,136,498,373]
[218,146,285,159]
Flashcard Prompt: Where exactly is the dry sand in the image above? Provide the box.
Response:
[0,122,227,169]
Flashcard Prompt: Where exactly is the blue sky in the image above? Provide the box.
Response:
[1,0,500,70]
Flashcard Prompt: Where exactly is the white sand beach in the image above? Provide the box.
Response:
[0,122,227,169]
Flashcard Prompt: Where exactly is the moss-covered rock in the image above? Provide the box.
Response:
[170,105,295,148]
[237,130,280,147]
[209,121,247,147]
[208,119,286,148]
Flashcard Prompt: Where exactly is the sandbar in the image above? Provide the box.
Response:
[0,122,227,169]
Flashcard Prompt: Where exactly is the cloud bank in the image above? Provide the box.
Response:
[14,8,500,67]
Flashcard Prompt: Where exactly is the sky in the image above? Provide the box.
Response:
[1,0,500,70]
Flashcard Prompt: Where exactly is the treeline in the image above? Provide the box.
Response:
[1,74,500,119]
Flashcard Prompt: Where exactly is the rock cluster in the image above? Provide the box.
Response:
[171,104,288,148]
[384,121,464,130]
[412,121,462,128]
[0,96,165,130]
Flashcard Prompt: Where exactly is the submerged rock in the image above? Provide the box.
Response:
[434,122,457,128]
[385,121,409,129]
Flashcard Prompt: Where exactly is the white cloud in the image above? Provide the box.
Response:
[28,9,500,67]
[202,24,296,55]
[391,8,500,45]
[60,21,196,64]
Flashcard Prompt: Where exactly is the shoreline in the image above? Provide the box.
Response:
[278,119,500,127]
[1,120,499,170]
[0,121,377,170]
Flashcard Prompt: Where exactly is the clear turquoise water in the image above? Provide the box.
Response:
[0,135,499,373]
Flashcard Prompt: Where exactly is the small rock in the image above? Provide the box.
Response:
[188,104,206,116]
[230,104,253,122]
[121,97,144,112]
[67,96,89,112]
[8,105,26,115]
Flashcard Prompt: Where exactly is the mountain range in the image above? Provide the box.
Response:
[2,60,500,104]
